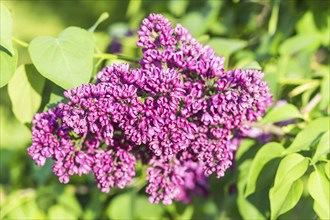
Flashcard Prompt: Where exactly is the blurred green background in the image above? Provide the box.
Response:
[1,0,329,219]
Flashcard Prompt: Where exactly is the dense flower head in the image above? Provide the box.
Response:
[28,13,273,205]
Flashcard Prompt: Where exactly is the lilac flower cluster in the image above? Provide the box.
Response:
[28,14,272,205]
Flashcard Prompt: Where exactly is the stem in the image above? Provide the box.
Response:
[252,122,285,136]
[12,37,29,48]
[301,93,322,115]
[93,53,118,60]
[268,0,280,35]
[93,53,139,63]
[278,78,316,85]
[117,54,140,63]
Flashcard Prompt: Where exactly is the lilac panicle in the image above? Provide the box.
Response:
[28,13,273,205]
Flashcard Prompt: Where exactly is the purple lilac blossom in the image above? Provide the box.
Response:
[28,13,273,205]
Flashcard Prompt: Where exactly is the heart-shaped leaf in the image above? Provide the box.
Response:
[28,26,94,90]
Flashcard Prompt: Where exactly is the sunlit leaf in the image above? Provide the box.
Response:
[235,139,256,161]
[245,142,285,197]
[168,0,189,17]
[320,73,330,110]
[237,160,266,220]
[48,205,76,220]
[8,64,45,123]
[289,80,320,97]
[0,3,14,54]
[0,106,31,148]
[296,11,318,35]
[135,196,164,219]
[7,200,46,219]
[268,0,280,35]
[88,12,109,32]
[57,187,82,217]
[181,1,221,37]
[286,117,330,153]
[319,162,330,180]
[312,130,330,162]
[0,189,36,219]
[0,47,17,88]
[106,193,133,219]
[262,104,302,124]
[270,153,308,219]
[126,0,142,18]
[308,168,330,219]
[28,26,94,89]
[279,34,320,56]
[208,38,247,58]
[242,61,262,70]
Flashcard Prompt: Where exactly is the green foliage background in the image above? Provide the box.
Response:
[0,0,329,219]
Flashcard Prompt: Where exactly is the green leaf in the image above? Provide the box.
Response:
[28,26,94,90]
[57,187,82,217]
[126,0,142,18]
[88,12,109,32]
[286,117,330,153]
[168,0,189,17]
[237,160,266,220]
[0,189,36,219]
[242,61,262,70]
[7,200,46,220]
[269,153,308,219]
[319,162,330,180]
[107,193,133,219]
[274,179,304,220]
[279,34,320,56]
[262,104,302,124]
[245,142,285,197]
[208,38,247,58]
[181,1,221,38]
[296,11,318,35]
[135,196,164,219]
[308,168,330,219]
[268,0,280,35]
[8,64,45,123]
[181,12,208,37]
[320,73,330,110]
[235,139,256,162]
[289,80,320,97]
[48,205,76,220]
[0,3,14,54]
[0,47,17,88]
[178,206,194,220]
[312,130,330,162]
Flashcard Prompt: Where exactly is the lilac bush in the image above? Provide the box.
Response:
[28,14,273,205]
